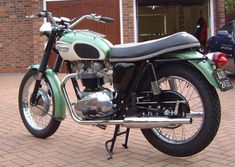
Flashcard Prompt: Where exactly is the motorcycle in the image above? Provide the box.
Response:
[19,11,233,159]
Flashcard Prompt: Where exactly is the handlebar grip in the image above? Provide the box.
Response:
[38,11,47,18]
[100,17,114,23]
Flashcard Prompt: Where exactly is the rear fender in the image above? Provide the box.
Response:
[168,50,219,89]
[28,65,66,121]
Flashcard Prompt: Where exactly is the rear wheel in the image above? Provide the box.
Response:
[141,63,221,157]
[18,70,61,138]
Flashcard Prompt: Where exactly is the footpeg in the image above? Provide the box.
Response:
[97,124,107,130]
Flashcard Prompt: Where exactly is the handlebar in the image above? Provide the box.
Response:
[27,11,114,29]
[69,14,114,29]
[30,11,58,26]
[69,14,93,28]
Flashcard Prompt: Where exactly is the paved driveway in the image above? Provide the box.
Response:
[0,73,235,167]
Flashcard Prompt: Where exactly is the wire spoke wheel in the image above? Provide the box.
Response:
[22,75,53,130]
[19,70,60,138]
[152,76,204,144]
[141,63,221,157]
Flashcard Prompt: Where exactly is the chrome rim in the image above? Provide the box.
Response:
[21,74,54,130]
[152,76,205,144]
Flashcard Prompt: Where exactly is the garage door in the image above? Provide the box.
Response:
[47,0,120,44]
[46,0,120,71]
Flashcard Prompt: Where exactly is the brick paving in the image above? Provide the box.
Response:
[0,73,235,167]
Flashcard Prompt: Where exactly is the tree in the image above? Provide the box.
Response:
[225,0,235,13]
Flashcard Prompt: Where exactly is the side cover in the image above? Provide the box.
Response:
[28,65,66,121]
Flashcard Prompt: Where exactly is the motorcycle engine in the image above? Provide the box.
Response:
[73,61,114,119]
[74,90,113,119]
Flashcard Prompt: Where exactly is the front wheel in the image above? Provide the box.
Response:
[141,63,221,157]
[18,69,61,138]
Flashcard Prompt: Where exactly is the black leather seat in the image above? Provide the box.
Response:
[109,32,200,62]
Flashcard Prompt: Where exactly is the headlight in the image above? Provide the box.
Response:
[39,22,52,37]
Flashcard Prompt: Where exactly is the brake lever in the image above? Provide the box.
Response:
[92,14,114,23]
[100,16,114,23]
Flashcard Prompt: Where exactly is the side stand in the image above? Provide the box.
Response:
[105,125,130,160]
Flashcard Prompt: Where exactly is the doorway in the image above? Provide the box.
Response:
[137,0,209,42]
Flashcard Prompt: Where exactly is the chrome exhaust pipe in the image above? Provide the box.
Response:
[73,117,192,129]
[123,117,192,129]
[61,73,192,129]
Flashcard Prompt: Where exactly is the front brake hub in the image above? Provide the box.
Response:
[30,89,51,116]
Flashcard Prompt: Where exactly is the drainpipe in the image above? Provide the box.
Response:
[119,0,124,44]
[210,0,215,36]
[133,0,138,43]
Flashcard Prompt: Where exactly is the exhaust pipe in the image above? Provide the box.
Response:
[70,115,192,129]
[61,74,192,129]
[123,117,192,129]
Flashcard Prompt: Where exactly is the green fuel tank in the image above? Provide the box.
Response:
[56,30,113,61]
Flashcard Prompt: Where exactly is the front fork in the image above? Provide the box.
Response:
[31,29,57,104]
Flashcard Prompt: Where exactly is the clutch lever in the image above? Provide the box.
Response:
[26,14,35,19]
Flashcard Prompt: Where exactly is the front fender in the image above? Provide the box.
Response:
[171,50,219,89]
[28,65,66,121]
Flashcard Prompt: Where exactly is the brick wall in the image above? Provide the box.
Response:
[123,0,135,43]
[32,0,44,64]
[0,0,43,73]
[226,12,235,22]
[214,0,225,32]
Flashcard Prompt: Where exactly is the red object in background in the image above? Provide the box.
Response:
[199,18,207,45]
[194,17,207,45]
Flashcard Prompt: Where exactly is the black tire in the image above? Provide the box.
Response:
[141,63,221,157]
[18,69,61,138]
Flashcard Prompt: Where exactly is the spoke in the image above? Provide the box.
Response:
[190,101,202,108]
[164,129,172,137]
[181,125,186,140]
[187,89,195,101]
[192,122,201,131]
[167,129,173,139]
[154,76,204,144]
[172,129,176,141]
[178,79,183,93]
[185,83,192,99]
[188,95,200,102]
[164,80,169,89]
[33,105,53,117]
[180,81,187,95]
[191,105,203,110]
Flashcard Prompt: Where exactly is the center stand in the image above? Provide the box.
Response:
[105,125,130,159]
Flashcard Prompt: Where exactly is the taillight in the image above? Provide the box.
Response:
[212,52,228,67]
